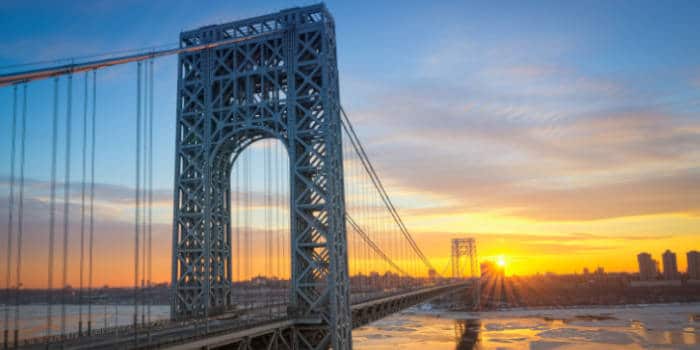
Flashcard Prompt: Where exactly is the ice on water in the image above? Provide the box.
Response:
[353,303,700,349]
[3,303,698,348]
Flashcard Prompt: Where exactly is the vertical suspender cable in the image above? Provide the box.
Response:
[141,60,148,326]
[277,142,284,281]
[264,140,271,314]
[351,149,360,293]
[13,83,27,347]
[87,70,96,335]
[243,151,248,283]
[281,144,286,282]
[275,142,280,280]
[242,154,247,284]
[362,163,369,293]
[148,58,154,324]
[47,77,59,337]
[275,142,288,278]
[263,142,268,309]
[60,74,73,338]
[235,160,240,284]
[361,168,367,287]
[264,142,270,279]
[247,151,252,286]
[341,111,436,276]
[244,151,250,284]
[4,84,18,350]
[284,143,289,281]
[78,72,88,336]
[356,157,364,294]
[139,61,145,325]
[246,150,252,297]
[134,61,142,332]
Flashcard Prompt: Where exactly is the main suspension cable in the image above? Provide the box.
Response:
[346,214,408,276]
[0,30,281,87]
[235,156,241,284]
[340,107,437,276]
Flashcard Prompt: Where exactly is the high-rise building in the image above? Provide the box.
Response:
[637,253,657,280]
[662,250,679,280]
[688,251,700,280]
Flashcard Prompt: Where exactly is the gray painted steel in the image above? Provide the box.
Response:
[162,283,472,350]
[171,4,351,349]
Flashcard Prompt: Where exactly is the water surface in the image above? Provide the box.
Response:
[354,303,700,349]
[3,303,698,349]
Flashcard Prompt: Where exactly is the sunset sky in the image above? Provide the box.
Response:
[0,0,699,287]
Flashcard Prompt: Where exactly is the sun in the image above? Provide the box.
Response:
[497,255,506,267]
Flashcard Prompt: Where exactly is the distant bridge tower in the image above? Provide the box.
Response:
[451,238,480,308]
[171,5,351,349]
[451,238,477,279]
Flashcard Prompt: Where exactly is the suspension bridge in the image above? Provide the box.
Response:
[0,4,479,349]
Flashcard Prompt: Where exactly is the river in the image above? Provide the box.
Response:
[2,303,699,348]
[354,303,700,349]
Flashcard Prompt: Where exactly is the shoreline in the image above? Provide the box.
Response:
[408,300,700,318]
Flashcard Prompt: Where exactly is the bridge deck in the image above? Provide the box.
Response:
[16,282,472,349]
[164,282,471,350]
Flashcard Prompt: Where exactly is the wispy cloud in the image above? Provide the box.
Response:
[343,27,700,222]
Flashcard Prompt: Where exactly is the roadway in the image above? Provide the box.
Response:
[17,282,473,350]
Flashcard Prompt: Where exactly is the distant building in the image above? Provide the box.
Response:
[662,250,679,280]
[688,251,700,280]
[428,269,437,281]
[637,253,657,281]
[630,280,682,288]
[595,267,604,275]
[583,267,589,275]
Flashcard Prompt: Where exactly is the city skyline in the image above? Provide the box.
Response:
[1,0,699,287]
[637,249,700,281]
[1,3,698,349]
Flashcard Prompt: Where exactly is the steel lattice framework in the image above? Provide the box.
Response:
[171,4,351,349]
[451,238,478,279]
[451,238,480,309]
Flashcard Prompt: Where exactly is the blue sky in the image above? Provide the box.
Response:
[1,1,699,282]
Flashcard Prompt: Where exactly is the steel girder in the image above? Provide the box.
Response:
[162,284,472,350]
[171,4,351,349]
[350,283,471,328]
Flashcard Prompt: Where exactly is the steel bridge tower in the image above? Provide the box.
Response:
[451,238,480,308]
[171,5,351,349]
[451,238,477,279]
